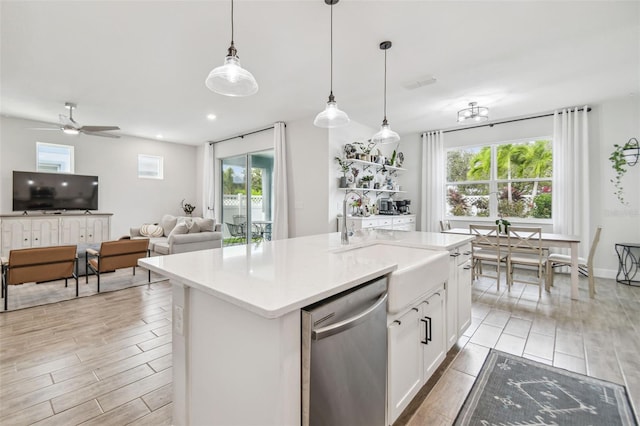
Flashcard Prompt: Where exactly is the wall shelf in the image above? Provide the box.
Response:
[339,188,406,194]
[348,158,406,172]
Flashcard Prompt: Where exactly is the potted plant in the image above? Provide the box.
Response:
[495,217,511,234]
[609,138,638,205]
[354,141,377,162]
[361,174,374,188]
[181,199,195,216]
[335,157,351,188]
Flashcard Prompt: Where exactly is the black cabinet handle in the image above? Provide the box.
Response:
[420,317,432,345]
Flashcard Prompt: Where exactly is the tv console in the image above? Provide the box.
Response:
[0,213,112,257]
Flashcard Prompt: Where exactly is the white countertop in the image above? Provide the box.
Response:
[139,230,474,319]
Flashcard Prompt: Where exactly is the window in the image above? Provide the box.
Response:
[36,142,74,172]
[446,139,552,220]
[138,155,163,179]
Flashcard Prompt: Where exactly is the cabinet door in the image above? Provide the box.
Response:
[421,292,446,381]
[30,218,59,247]
[388,308,422,424]
[445,254,458,350]
[61,217,86,244]
[86,217,109,242]
[457,260,473,336]
[1,219,32,256]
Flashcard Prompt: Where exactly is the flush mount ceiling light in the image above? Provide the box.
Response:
[205,0,258,97]
[314,0,349,128]
[371,41,400,144]
[457,102,489,124]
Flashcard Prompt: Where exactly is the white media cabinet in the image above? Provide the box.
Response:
[0,213,112,257]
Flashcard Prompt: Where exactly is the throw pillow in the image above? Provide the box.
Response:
[161,214,178,236]
[184,220,200,234]
[140,224,164,237]
[194,217,215,232]
[168,223,189,238]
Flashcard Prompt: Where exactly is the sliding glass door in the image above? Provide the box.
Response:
[221,151,274,246]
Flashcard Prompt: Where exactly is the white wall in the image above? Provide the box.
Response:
[285,117,329,237]
[0,116,199,239]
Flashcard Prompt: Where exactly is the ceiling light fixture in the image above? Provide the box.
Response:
[205,0,258,97]
[371,41,400,144]
[314,0,349,128]
[457,102,489,124]
[207,113,217,120]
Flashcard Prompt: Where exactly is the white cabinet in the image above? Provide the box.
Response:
[30,218,59,247]
[60,216,109,244]
[1,217,59,255]
[445,243,473,349]
[387,286,446,425]
[341,214,416,232]
[0,214,111,256]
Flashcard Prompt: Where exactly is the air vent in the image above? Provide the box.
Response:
[403,75,437,90]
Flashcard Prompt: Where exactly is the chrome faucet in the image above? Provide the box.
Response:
[341,191,362,245]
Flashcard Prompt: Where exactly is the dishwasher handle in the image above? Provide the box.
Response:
[312,292,388,341]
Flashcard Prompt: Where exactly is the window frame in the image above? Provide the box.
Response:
[137,154,164,180]
[36,142,75,173]
[445,137,553,223]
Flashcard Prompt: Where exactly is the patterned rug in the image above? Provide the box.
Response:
[455,349,638,426]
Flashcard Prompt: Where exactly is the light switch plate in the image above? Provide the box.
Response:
[174,305,184,335]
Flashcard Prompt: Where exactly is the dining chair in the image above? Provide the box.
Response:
[506,227,546,297]
[546,226,602,298]
[469,224,507,290]
[439,220,452,232]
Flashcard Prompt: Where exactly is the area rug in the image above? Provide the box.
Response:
[454,349,637,425]
[1,271,168,312]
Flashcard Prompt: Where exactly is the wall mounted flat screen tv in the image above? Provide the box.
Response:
[13,171,99,212]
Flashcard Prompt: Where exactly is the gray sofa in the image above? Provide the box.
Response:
[130,214,223,255]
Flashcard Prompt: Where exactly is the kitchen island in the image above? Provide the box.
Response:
[139,230,474,426]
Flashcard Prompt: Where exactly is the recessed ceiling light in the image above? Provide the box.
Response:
[207,113,217,120]
[156,134,163,139]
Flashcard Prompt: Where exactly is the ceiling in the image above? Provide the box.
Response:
[1,1,638,146]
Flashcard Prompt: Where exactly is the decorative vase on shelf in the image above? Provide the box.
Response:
[339,176,347,188]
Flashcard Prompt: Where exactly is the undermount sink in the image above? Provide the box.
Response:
[333,243,450,314]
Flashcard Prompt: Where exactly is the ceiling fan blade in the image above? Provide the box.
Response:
[81,130,120,138]
[79,125,120,132]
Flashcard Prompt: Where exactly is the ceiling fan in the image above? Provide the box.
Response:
[34,102,121,138]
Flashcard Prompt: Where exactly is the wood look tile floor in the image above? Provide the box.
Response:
[0,279,173,426]
[1,270,639,425]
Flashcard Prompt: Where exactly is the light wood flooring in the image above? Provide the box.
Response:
[1,270,639,425]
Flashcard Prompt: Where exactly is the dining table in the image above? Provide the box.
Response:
[443,228,582,300]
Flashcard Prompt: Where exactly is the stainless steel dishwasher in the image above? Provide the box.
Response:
[301,276,388,426]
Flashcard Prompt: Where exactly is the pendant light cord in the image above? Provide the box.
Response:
[383,48,387,121]
[330,2,333,96]
[231,0,235,45]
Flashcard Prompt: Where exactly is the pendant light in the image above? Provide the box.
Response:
[371,41,400,144]
[205,0,258,97]
[314,0,350,128]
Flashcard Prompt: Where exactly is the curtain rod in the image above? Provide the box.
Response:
[423,107,591,136]
[208,123,286,144]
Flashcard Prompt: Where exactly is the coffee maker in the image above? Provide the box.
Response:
[377,198,396,215]
[399,199,411,214]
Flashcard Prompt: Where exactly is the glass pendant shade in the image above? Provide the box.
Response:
[314,0,349,128]
[371,120,400,144]
[205,54,258,97]
[314,97,350,128]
